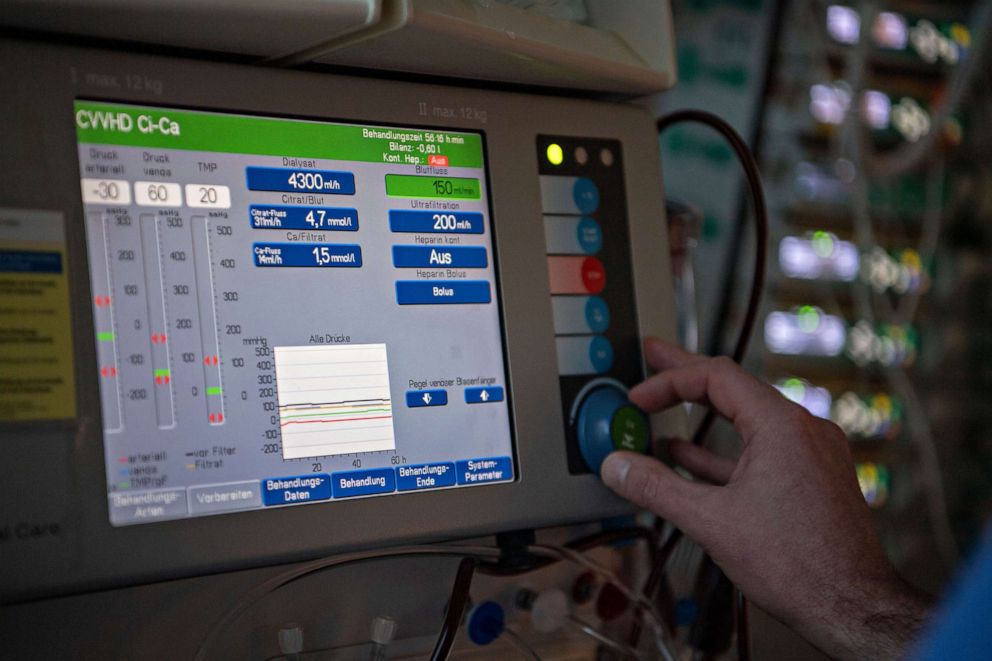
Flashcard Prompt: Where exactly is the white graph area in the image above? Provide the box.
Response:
[274,344,396,460]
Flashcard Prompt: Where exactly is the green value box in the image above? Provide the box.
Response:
[385,174,481,200]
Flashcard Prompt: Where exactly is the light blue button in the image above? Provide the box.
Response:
[331,468,395,498]
[573,178,600,214]
[261,474,331,506]
[456,457,514,485]
[395,462,457,491]
[585,296,610,334]
[589,335,614,373]
[576,217,603,254]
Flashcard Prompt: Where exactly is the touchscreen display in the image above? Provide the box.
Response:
[74,102,513,526]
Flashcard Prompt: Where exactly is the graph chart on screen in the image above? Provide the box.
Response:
[274,344,396,460]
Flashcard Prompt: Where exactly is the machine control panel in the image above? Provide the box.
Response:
[536,136,651,473]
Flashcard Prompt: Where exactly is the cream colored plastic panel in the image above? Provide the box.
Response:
[0,0,381,59]
[301,0,677,95]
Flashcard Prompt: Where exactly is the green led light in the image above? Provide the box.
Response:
[811,230,834,258]
[206,386,223,396]
[546,143,564,166]
[797,305,821,333]
[97,332,115,341]
[782,377,806,402]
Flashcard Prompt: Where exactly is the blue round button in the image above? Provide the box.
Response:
[573,177,600,214]
[584,296,610,334]
[576,385,650,474]
[575,216,603,254]
[577,386,627,474]
[467,601,505,646]
[588,336,614,374]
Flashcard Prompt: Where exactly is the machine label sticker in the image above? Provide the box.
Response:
[0,208,77,422]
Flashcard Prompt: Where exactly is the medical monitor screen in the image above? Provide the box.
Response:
[74,102,514,526]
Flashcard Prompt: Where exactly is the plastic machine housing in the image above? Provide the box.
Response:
[0,39,682,602]
[0,0,676,96]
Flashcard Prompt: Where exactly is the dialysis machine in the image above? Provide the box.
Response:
[0,1,683,657]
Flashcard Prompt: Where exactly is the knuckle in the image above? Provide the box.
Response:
[625,465,662,508]
[785,401,817,429]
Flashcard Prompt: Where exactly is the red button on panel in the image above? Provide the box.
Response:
[580,256,606,294]
[548,256,607,295]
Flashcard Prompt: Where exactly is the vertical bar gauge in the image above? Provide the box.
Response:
[191,215,225,425]
[86,212,123,433]
[140,214,176,429]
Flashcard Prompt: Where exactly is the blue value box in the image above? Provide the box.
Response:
[465,386,504,404]
[331,468,396,498]
[249,205,358,231]
[245,167,356,195]
[395,462,457,492]
[389,210,484,234]
[456,457,514,485]
[392,245,488,268]
[406,389,448,408]
[253,242,362,267]
[395,280,491,305]
[261,474,331,506]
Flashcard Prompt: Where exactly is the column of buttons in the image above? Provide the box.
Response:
[539,174,614,376]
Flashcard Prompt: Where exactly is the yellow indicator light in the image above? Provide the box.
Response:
[546,143,564,166]
[951,23,971,48]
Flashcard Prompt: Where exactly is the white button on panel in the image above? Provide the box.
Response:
[135,181,182,207]
[185,184,232,209]
[80,178,132,205]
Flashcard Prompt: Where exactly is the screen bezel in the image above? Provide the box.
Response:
[74,99,521,526]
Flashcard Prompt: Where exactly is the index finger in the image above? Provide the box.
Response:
[642,336,707,371]
[629,355,801,444]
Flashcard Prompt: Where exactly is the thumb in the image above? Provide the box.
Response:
[601,451,720,545]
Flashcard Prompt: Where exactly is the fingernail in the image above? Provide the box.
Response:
[601,454,632,490]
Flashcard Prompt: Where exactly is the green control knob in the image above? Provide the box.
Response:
[611,405,650,453]
[576,385,651,473]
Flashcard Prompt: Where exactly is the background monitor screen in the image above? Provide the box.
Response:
[74,101,513,526]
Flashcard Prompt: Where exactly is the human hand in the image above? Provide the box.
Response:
[600,338,929,660]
